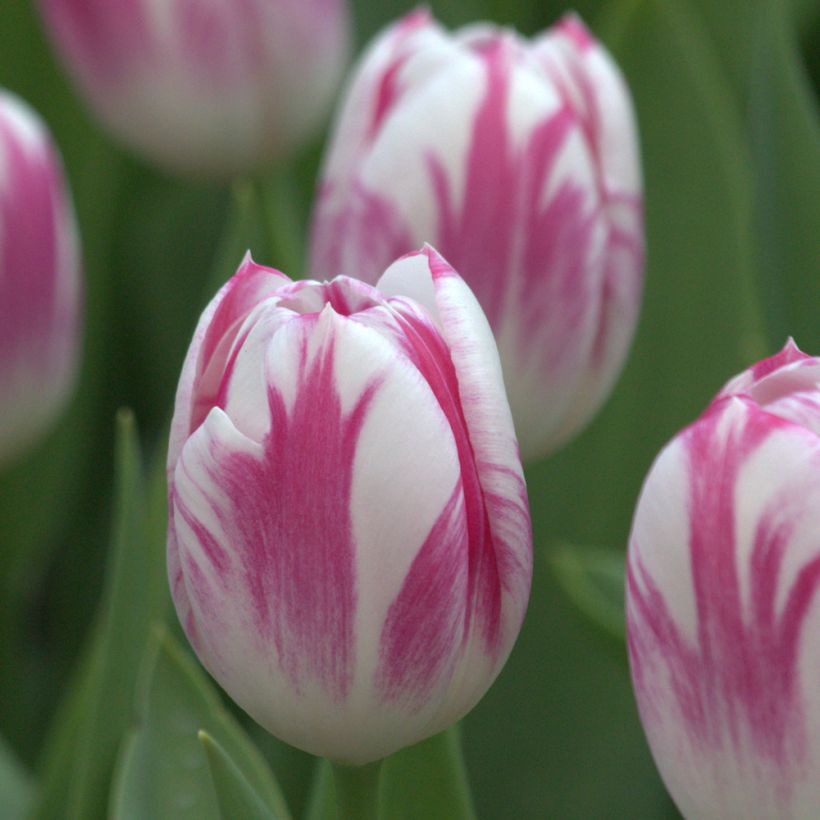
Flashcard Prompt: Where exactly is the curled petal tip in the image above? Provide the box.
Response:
[556,12,595,50]
[401,6,434,30]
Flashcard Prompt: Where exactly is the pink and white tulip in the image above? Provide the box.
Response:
[0,90,81,466]
[36,0,351,176]
[167,247,532,764]
[309,11,644,461]
[627,340,820,819]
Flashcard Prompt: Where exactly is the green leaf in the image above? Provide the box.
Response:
[109,629,290,820]
[748,0,820,352]
[305,727,475,820]
[550,546,626,641]
[33,411,170,820]
[199,731,280,820]
[0,734,32,820]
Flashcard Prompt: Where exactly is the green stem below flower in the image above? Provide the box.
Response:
[330,759,383,820]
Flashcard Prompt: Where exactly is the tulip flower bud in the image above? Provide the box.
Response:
[36,0,351,176]
[627,340,820,818]
[167,246,532,764]
[309,11,644,461]
[0,90,82,466]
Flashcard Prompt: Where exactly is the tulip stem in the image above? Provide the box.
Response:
[330,759,383,820]
[206,180,264,293]
[253,168,304,277]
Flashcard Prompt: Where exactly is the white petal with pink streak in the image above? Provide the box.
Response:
[172,301,477,763]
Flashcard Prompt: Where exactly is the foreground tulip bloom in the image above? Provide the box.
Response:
[0,90,81,466]
[167,246,532,764]
[310,11,644,461]
[37,0,351,176]
[627,341,820,819]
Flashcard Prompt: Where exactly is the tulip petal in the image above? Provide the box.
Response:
[310,13,644,460]
[378,248,532,687]
[168,254,287,471]
[628,396,820,817]
[38,0,351,175]
[0,91,81,464]
[172,302,485,762]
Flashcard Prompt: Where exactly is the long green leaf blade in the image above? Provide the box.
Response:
[109,629,290,820]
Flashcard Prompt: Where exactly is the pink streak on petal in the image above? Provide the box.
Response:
[376,483,468,705]
[310,180,415,285]
[750,338,810,381]
[426,250,531,608]
[0,109,77,393]
[427,42,598,366]
[37,0,153,87]
[556,13,596,53]
[180,317,382,701]
[629,399,820,798]
[366,9,433,142]
[382,298,503,652]
[718,339,815,403]
[172,0,276,89]
[372,251,531,706]
[188,257,287,435]
[764,391,820,436]
[0,120,57,361]
[199,257,287,369]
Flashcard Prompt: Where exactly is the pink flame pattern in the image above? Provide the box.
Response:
[0,91,81,464]
[167,250,531,763]
[310,12,643,460]
[627,343,820,817]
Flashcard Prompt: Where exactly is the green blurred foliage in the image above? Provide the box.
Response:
[0,0,817,817]
[109,630,289,820]
[33,412,169,819]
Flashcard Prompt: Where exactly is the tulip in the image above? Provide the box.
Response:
[36,0,351,176]
[167,246,532,764]
[309,11,644,461]
[0,90,82,466]
[626,340,820,819]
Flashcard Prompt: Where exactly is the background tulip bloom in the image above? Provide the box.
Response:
[626,341,820,819]
[167,246,532,764]
[309,11,644,461]
[0,90,82,466]
[36,0,351,176]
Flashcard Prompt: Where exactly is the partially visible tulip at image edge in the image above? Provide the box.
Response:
[36,0,352,176]
[0,89,82,467]
[167,246,533,765]
[627,341,820,820]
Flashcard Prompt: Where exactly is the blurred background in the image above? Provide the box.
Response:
[0,0,818,816]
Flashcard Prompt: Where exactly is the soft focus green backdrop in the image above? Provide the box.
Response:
[0,0,818,817]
